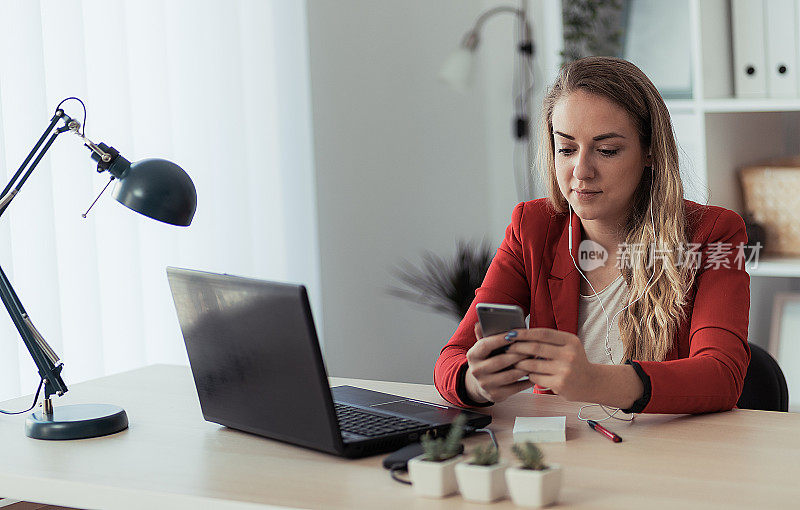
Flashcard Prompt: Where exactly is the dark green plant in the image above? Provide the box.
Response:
[468,442,500,466]
[388,239,495,322]
[561,0,627,65]
[420,414,467,462]
[511,442,548,471]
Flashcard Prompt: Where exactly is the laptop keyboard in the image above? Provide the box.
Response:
[334,402,429,438]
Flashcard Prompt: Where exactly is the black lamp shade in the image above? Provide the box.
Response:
[111,158,197,226]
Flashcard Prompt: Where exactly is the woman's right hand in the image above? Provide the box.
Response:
[464,322,535,404]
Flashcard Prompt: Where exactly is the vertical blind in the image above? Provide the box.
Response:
[0,0,321,401]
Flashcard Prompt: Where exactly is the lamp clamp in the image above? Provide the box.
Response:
[90,143,120,170]
[64,117,113,164]
[40,363,65,400]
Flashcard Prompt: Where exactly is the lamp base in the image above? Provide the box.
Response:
[25,403,128,440]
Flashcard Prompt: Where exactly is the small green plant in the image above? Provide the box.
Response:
[511,442,548,471]
[420,414,467,462]
[468,442,500,466]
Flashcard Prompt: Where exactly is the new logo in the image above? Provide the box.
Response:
[578,240,608,271]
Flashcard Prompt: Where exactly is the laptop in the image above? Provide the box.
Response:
[166,267,491,458]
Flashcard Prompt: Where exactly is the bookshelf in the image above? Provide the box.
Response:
[747,257,800,278]
[663,0,800,278]
[659,0,800,406]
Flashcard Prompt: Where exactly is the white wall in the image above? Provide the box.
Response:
[306,0,560,384]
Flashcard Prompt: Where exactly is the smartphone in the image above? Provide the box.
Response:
[476,303,526,358]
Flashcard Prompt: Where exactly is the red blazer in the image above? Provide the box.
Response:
[434,198,751,414]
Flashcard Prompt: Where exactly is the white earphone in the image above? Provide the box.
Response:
[569,164,658,422]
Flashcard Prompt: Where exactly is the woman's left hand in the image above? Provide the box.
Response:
[505,328,598,402]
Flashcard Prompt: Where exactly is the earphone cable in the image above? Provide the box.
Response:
[568,166,657,422]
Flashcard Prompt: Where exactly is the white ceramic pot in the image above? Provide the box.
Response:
[505,464,562,508]
[454,460,508,503]
[407,454,462,498]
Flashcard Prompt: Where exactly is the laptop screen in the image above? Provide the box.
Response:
[167,267,343,454]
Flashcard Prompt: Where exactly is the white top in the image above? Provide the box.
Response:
[577,274,628,365]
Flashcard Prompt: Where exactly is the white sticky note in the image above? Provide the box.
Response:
[513,416,566,443]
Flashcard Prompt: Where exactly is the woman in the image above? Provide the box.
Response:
[434,56,750,414]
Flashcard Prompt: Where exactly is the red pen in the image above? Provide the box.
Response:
[587,420,622,443]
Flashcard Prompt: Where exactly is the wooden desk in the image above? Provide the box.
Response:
[1,364,799,509]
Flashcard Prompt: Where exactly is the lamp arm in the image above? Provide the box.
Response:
[0,105,122,402]
[0,110,83,217]
[0,265,67,399]
[0,111,118,218]
[0,110,78,400]
[0,112,62,216]
[472,6,523,32]
[462,5,532,50]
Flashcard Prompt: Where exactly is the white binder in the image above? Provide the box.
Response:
[732,0,768,97]
[765,0,797,97]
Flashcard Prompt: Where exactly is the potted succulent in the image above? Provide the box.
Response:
[505,442,562,508]
[455,442,508,503]
[407,414,467,498]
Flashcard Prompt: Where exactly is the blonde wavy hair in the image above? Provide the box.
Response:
[537,56,697,362]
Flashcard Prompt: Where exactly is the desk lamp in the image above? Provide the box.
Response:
[0,97,197,440]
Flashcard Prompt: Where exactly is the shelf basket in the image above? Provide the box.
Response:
[740,159,800,255]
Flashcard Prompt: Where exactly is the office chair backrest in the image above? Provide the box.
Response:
[737,343,789,412]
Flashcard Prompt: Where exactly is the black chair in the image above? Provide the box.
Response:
[737,342,789,412]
